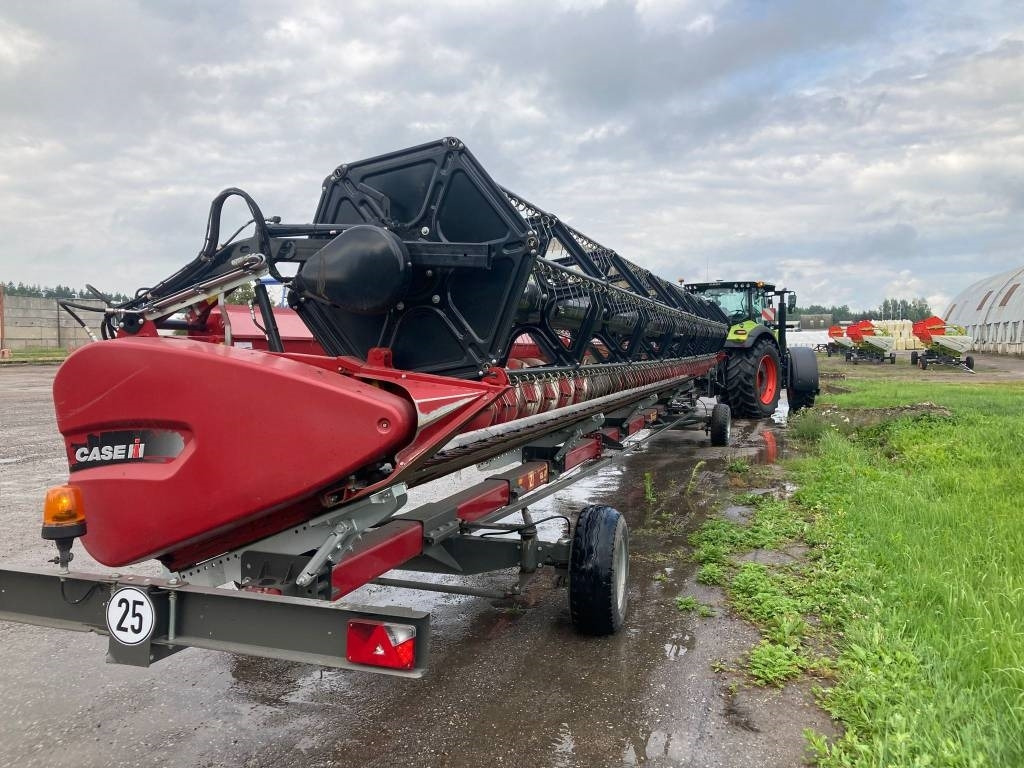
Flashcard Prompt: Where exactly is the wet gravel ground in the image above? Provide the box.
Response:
[0,366,833,768]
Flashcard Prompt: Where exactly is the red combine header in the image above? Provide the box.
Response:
[828,320,896,364]
[2,138,731,675]
[911,315,975,371]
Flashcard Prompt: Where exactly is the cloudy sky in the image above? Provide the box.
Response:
[2,0,1022,312]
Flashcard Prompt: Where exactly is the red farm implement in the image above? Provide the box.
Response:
[911,315,975,372]
[832,320,896,364]
[0,139,732,676]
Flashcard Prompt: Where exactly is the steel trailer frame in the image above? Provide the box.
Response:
[3,138,735,677]
[0,391,721,677]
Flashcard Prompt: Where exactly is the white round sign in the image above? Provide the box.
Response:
[105,587,155,646]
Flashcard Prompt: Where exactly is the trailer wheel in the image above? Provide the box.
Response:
[919,357,928,370]
[890,353,896,365]
[965,355,974,370]
[709,403,731,446]
[911,351,919,365]
[569,505,628,636]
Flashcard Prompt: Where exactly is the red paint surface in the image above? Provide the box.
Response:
[55,337,416,566]
[560,437,603,472]
[331,520,423,597]
[455,480,511,522]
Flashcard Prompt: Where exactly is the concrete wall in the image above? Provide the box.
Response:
[960,321,1024,356]
[800,313,833,330]
[0,293,105,351]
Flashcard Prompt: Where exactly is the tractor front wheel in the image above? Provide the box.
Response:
[723,339,782,418]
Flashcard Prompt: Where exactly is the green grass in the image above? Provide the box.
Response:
[0,346,67,362]
[727,456,751,473]
[796,379,1024,766]
[696,562,727,585]
[674,595,715,616]
[749,640,804,686]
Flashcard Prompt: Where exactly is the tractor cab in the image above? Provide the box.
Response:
[684,281,792,332]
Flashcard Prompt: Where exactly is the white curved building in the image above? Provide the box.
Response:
[945,265,1024,355]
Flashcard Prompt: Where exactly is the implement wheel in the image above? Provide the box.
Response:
[709,403,731,446]
[911,351,919,365]
[569,505,628,635]
[965,355,975,370]
[723,338,781,418]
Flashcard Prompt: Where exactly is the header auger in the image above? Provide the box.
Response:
[2,139,736,675]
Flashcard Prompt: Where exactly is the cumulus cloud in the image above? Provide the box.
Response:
[0,0,1021,313]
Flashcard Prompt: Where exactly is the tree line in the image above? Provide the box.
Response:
[791,297,933,322]
[2,281,133,304]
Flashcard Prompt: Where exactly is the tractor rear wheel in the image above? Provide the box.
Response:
[723,338,781,418]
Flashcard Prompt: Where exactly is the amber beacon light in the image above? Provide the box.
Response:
[41,484,86,570]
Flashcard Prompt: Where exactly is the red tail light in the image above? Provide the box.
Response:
[346,620,417,670]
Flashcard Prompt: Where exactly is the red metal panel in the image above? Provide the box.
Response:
[600,427,622,442]
[456,480,511,522]
[624,414,646,436]
[561,437,603,472]
[331,520,423,597]
[54,337,418,567]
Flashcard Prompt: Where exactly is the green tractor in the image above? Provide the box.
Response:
[685,281,819,418]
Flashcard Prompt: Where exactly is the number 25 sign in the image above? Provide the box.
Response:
[105,587,155,646]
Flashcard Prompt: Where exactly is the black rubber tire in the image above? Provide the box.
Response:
[965,355,974,370]
[826,347,832,357]
[569,505,628,636]
[723,338,782,419]
[911,351,919,365]
[787,346,819,412]
[920,357,928,370]
[709,403,731,446]
[890,353,896,365]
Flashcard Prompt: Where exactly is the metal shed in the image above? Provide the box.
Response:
[945,265,1024,355]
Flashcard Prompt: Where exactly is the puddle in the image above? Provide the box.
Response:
[721,505,755,526]
[663,631,695,660]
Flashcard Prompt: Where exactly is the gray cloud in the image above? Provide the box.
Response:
[0,0,1022,314]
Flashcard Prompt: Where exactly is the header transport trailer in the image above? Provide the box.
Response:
[0,139,733,676]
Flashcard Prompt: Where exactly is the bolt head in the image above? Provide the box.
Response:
[420,226,430,236]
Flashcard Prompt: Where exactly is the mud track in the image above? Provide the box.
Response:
[1,366,834,768]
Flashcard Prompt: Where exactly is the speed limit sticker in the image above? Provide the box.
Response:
[105,587,155,646]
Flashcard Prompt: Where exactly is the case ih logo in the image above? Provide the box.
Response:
[68,430,185,472]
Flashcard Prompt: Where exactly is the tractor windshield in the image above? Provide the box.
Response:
[698,287,752,325]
